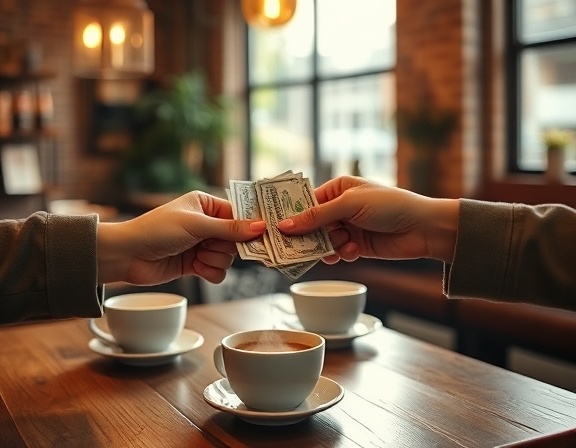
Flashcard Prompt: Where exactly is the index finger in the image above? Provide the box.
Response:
[314,176,366,204]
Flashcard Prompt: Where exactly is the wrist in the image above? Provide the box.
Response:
[97,222,130,284]
[423,198,459,263]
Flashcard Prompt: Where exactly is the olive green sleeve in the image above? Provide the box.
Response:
[0,212,104,323]
[444,198,576,312]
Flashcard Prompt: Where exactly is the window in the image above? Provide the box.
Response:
[508,0,576,173]
[246,0,396,186]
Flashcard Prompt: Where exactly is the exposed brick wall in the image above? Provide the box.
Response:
[0,0,213,211]
[1,0,79,208]
[396,0,482,198]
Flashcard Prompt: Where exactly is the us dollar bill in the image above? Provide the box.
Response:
[276,259,319,280]
[228,181,271,263]
[229,171,334,279]
[255,175,334,264]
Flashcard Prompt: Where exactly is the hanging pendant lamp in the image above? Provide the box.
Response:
[241,0,297,28]
[73,0,154,79]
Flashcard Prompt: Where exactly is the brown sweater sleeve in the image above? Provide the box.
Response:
[0,212,103,324]
[444,198,576,312]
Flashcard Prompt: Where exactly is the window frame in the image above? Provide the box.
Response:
[506,0,576,175]
[244,0,396,181]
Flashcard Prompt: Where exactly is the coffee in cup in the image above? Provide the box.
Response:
[290,280,367,334]
[88,292,187,353]
[213,329,325,411]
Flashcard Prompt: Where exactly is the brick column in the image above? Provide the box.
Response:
[396,0,482,198]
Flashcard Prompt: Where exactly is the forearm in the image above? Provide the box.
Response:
[445,199,576,311]
[0,212,103,323]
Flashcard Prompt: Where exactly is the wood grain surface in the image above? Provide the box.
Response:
[1,295,575,447]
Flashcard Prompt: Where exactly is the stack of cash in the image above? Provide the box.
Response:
[227,171,335,280]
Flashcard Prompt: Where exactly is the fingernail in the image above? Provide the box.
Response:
[278,218,295,229]
[249,221,266,232]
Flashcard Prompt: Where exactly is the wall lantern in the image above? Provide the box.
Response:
[241,0,297,28]
[73,0,154,79]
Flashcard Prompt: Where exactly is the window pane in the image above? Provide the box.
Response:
[250,86,313,180]
[520,0,576,43]
[317,0,395,77]
[319,74,396,185]
[519,45,576,170]
[248,1,314,85]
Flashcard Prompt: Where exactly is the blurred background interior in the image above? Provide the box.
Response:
[0,0,575,391]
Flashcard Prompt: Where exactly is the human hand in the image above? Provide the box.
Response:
[97,191,266,285]
[277,176,459,264]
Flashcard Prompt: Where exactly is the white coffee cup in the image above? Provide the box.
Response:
[88,292,187,353]
[213,329,325,411]
[290,280,367,334]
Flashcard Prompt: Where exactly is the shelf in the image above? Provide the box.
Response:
[0,70,58,205]
[0,129,57,142]
[0,70,57,83]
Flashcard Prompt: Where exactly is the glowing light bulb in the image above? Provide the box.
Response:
[82,22,102,49]
[109,24,126,45]
[241,0,297,28]
[263,0,281,19]
[73,0,155,78]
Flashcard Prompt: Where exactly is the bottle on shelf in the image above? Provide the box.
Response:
[12,89,34,133]
[0,90,12,136]
[35,88,54,131]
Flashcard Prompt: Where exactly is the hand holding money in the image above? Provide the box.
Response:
[228,171,334,280]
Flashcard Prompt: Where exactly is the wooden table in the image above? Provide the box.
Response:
[1,294,575,447]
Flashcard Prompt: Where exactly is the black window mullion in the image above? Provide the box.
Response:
[312,0,320,182]
[244,22,253,180]
[507,0,522,173]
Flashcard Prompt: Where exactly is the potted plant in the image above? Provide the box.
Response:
[117,71,231,199]
[542,128,574,184]
[396,102,457,196]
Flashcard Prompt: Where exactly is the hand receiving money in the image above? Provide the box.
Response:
[227,171,334,280]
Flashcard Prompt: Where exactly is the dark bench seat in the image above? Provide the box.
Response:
[300,258,576,368]
[301,259,449,323]
[455,298,576,365]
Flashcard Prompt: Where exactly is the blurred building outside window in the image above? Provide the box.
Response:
[246,0,396,186]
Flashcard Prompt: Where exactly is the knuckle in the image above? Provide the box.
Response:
[229,220,242,234]
[301,208,318,226]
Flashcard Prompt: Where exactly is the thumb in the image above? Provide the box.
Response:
[189,216,266,242]
[278,202,342,235]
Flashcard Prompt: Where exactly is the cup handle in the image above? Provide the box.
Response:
[213,344,227,377]
[88,318,117,346]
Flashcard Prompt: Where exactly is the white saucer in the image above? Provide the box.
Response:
[88,328,204,366]
[281,313,383,349]
[203,376,344,426]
